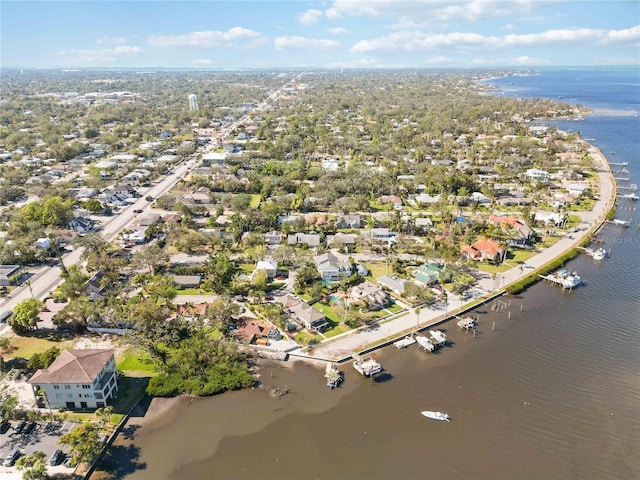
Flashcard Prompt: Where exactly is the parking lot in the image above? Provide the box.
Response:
[0,419,76,476]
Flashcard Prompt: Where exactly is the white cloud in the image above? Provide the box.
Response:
[513,55,550,65]
[298,9,324,26]
[56,45,143,64]
[192,59,213,65]
[96,36,126,45]
[327,27,350,35]
[604,25,640,43]
[326,0,541,23]
[351,25,640,53]
[423,56,456,65]
[274,36,340,50]
[501,23,516,31]
[148,27,262,48]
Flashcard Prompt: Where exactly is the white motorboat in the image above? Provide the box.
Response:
[592,248,606,261]
[421,411,450,422]
[416,335,435,352]
[561,272,581,289]
[394,336,416,349]
[429,329,447,345]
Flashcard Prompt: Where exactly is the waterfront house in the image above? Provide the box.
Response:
[281,295,328,331]
[412,263,442,287]
[349,280,389,310]
[28,349,118,410]
[461,239,507,263]
[377,275,407,295]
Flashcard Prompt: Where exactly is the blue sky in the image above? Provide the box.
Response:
[1,1,639,69]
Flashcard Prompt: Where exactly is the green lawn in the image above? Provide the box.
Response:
[313,302,342,323]
[4,334,77,360]
[362,261,389,279]
[385,303,403,314]
[323,324,348,338]
[117,350,157,373]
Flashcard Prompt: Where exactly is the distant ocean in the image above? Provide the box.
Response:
[95,68,640,480]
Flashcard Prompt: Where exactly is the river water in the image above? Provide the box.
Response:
[94,68,640,479]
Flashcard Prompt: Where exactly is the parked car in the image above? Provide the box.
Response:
[3,449,20,467]
[40,307,51,312]
[12,420,26,434]
[48,449,63,466]
[0,419,10,434]
[133,209,143,214]
[22,421,36,435]
[145,195,154,201]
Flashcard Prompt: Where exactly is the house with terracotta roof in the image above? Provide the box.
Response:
[28,349,118,410]
[461,239,507,263]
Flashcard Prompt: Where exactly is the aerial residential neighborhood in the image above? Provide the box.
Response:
[0,68,615,477]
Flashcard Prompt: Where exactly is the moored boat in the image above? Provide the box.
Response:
[421,411,450,422]
[416,335,435,352]
[592,248,606,261]
[429,329,447,345]
[394,335,416,349]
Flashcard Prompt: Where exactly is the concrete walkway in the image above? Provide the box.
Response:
[296,142,616,362]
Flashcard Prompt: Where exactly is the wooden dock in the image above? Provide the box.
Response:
[456,317,477,331]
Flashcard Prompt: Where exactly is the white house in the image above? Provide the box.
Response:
[253,260,278,280]
[28,349,118,410]
[315,253,353,282]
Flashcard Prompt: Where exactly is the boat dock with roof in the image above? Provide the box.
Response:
[540,269,582,289]
[352,353,383,377]
[456,317,477,330]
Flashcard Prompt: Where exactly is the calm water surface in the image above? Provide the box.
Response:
[95,69,640,479]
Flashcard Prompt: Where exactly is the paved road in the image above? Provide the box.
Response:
[0,76,299,335]
[305,143,616,361]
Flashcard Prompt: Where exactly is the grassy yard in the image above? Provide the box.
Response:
[295,331,322,345]
[3,333,77,360]
[313,302,342,323]
[117,349,157,374]
[323,324,348,338]
[385,303,403,314]
[238,263,254,274]
[363,261,388,279]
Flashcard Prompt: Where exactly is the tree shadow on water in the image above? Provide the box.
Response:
[93,444,147,479]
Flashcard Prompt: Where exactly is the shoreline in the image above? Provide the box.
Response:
[286,132,616,364]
